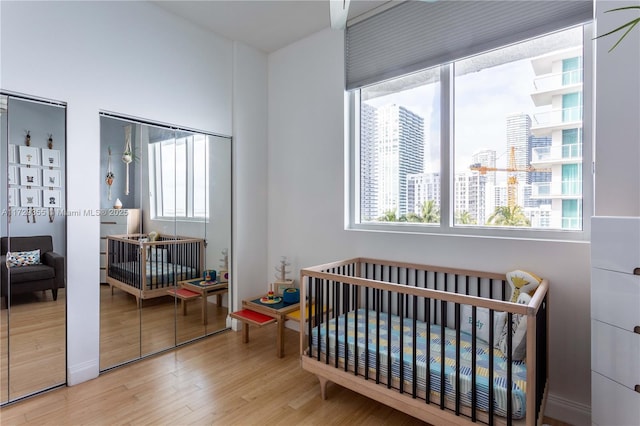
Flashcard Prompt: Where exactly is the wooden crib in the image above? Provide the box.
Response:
[106,233,204,305]
[299,258,548,426]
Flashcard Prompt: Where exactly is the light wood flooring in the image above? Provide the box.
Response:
[0,323,570,426]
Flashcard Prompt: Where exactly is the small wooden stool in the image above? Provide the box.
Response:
[229,309,276,343]
[167,288,200,315]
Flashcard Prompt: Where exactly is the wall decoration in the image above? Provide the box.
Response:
[8,144,17,163]
[20,167,41,186]
[41,149,61,167]
[106,146,114,200]
[122,125,133,195]
[8,188,18,207]
[43,189,62,207]
[19,146,40,165]
[20,188,41,207]
[8,165,18,185]
[43,169,61,187]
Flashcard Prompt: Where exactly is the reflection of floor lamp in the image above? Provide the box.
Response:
[122,125,132,195]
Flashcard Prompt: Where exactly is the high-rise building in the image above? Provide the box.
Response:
[454,172,485,225]
[360,103,378,220]
[407,172,440,217]
[529,46,583,229]
[506,113,532,186]
[472,149,497,185]
[375,104,424,217]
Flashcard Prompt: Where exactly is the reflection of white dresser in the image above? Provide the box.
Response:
[590,216,640,426]
[99,209,140,283]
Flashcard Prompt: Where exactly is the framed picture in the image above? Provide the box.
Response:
[18,146,40,166]
[8,188,18,207]
[43,189,62,207]
[41,149,61,167]
[20,167,41,186]
[8,144,17,163]
[43,169,62,187]
[20,188,41,207]
[8,165,18,185]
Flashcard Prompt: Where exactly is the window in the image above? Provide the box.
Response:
[349,24,592,239]
[149,134,209,219]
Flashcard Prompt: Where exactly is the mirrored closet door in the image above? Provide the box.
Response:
[99,115,231,371]
[0,93,67,403]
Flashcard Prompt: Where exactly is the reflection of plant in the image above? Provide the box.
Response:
[595,5,640,52]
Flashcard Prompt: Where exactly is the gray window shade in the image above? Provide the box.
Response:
[345,0,593,90]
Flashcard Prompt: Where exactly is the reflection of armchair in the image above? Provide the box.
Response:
[0,235,65,308]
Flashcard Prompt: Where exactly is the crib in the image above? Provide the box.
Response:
[106,234,204,305]
[299,258,548,426]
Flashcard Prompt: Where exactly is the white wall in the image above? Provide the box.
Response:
[0,0,268,385]
[267,2,640,422]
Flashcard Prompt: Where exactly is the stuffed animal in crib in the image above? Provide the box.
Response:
[506,270,542,303]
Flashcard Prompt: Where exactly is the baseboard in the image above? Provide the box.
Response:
[544,392,591,426]
[67,359,99,386]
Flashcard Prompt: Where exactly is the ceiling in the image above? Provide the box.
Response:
[152,0,393,53]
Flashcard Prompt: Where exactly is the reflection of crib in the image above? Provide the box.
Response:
[300,258,549,426]
[106,234,203,305]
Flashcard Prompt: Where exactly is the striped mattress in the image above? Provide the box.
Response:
[311,308,527,419]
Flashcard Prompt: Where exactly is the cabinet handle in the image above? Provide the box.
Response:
[636,385,640,394]
[635,326,640,335]
[634,267,640,275]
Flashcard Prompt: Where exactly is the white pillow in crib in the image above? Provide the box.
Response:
[460,305,506,347]
[497,293,531,360]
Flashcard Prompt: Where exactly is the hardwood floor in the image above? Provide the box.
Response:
[1,324,571,425]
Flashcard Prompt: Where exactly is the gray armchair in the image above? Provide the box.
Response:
[1,235,65,308]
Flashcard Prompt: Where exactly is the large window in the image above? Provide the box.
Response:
[149,133,209,219]
[350,25,591,238]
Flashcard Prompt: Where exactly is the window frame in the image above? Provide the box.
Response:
[346,24,593,242]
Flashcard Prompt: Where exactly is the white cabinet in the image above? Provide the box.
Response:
[99,209,140,283]
[591,216,640,426]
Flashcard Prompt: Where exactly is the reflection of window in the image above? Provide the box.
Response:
[149,134,209,219]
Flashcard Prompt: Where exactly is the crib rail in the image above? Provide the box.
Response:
[300,258,548,426]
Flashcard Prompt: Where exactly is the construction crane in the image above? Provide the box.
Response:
[469,147,548,208]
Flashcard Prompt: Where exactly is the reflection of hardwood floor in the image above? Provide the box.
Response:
[99,284,228,370]
[0,289,66,403]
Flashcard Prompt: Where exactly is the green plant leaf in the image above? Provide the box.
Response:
[594,6,640,52]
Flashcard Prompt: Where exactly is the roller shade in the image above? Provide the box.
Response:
[345,0,593,90]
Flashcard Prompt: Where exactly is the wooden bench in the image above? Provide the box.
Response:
[167,287,200,315]
[229,309,276,343]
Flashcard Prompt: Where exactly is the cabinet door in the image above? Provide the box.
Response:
[592,372,640,426]
[591,268,640,332]
[591,320,640,390]
[591,217,640,274]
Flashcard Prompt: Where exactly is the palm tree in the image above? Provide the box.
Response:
[455,210,477,225]
[378,209,397,222]
[405,212,422,222]
[420,200,440,224]
[486,205,530,227]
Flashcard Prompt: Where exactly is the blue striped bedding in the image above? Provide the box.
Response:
[110,261,198,289]
[311,308,527,419]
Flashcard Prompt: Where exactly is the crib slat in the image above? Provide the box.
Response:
[399,293,404,394]
[365,284,370,380]
[412,295,417,399]
[455,302,461,416]
[489,309,495,426]
[375,289,381,384]
[440,299,446,410]
[471,305,478,422]
[386,289,392,389]
[307,277,313,358]
[344,282,349,372]
[507,312,513,426]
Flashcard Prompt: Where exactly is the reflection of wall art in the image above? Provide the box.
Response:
[41,149,61,167]
[19,146,40,165]
[8,188,18,207]
[20,188,41,207]
[43,189,62,207]
[43,169,61,187]
[8,165,18,185]
[8,144,17,163]
[20,167,41,186]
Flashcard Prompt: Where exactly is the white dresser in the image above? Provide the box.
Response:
[100,209,140,283]
[591,216,640,426]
